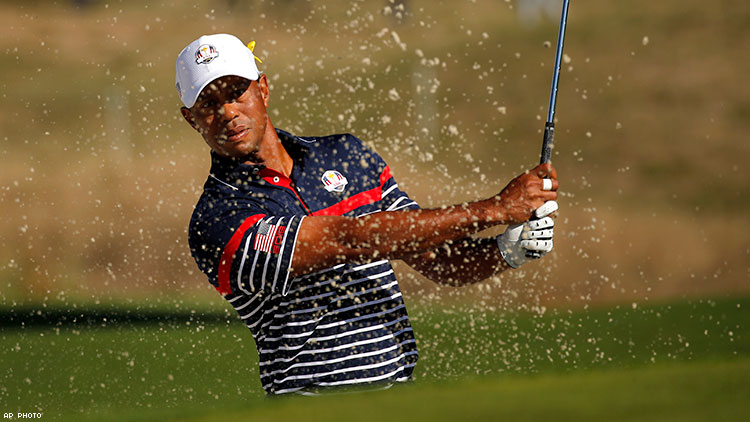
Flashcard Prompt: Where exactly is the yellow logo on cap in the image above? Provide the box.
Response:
[247,41,263,64]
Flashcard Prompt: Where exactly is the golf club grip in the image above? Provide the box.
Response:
[540,122,555,164]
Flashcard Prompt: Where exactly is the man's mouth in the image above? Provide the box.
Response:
[225,128,248,142]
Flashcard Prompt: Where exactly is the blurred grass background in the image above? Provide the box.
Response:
[0,0,749,420]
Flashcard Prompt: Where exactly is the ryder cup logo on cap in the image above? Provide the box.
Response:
[175,33,261,108]
[321,170,348,193]
[195,44,219,64]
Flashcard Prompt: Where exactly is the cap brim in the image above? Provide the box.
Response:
[182,69,260,108]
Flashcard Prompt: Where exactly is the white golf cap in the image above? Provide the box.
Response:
[175,33,261,108]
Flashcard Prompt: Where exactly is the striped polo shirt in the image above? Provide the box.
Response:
[188,129,420,395]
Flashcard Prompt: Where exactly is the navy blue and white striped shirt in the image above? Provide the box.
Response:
[188,129,419,395]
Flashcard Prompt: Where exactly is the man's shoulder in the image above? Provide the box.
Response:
[187,178,250,234]
[187,182,223,236]
[288,131,383,164]
[282,130,367,150]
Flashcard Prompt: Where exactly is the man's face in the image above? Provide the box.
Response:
[181,75,270,160]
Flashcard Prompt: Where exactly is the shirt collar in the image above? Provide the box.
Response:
[208,128,310,185]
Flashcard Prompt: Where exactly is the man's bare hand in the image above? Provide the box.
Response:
[492,163,559,224]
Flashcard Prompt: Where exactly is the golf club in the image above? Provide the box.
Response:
[540,0,571,164]
[527,0,570,259]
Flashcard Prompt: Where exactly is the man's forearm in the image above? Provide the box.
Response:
[291,163,558,277]
[292,200,504,276]
[403,237,510,286]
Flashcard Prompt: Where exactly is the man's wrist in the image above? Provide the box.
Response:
[476,197,509,226]
[497,238,520,269]
[496,224,525,269]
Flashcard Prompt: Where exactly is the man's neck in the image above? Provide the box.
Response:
[243,121,294,177]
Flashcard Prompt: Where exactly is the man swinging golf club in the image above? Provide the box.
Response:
[178,33,559,395]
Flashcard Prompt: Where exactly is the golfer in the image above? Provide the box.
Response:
[177,33,559,395]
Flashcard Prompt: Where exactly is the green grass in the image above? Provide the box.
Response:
[411,296,748,377]
[175,358,750,422]
[1,0,748,308]
[0,296,747,421]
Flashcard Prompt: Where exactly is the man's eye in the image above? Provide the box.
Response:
[201,100,216,109]
[234,88,245,99]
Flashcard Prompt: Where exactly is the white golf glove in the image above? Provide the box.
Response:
[496,200,557,269]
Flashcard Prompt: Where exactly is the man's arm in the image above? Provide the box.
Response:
[402,237,509,287]
[290,163,558,278]
[402,164,560,286]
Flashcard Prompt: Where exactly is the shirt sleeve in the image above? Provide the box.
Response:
[378,165,420,212]
[189,203,305,297]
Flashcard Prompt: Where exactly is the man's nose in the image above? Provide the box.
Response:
[219,100,240,121]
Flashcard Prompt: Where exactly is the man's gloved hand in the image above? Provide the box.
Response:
[496,200,558,269]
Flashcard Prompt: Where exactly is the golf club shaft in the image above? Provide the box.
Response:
[540,0,571,164]
[527,0,570,259]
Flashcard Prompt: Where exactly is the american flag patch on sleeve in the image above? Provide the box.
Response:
[253,220,286,254]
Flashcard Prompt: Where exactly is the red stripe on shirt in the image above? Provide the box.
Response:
[216,214,265,295]
[259,168,313,215]
[312,166,392,216]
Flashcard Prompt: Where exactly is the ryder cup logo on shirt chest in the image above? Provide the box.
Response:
[321,170,348,193]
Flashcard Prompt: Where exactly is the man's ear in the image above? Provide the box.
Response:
[257,74,270,108]
[180,107,199,131]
